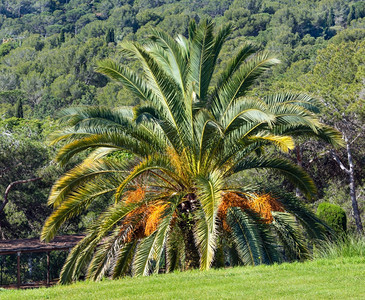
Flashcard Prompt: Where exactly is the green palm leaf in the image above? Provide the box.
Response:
[41,178,116,242]
[232,157,317,199]
[149,29,188,92]
[272,212,310,261]
[214,52,280,119]
[195,172,223,270]
[59,232,99,284]
[215,42,257,90]
[189,19,216,101]
[56,132,154,165]
[112,241,138,279]
[48,158,127,208]
[96,59,153,102]
[86,227,124,281]
[271,190,332,239]
[226,207,262,266]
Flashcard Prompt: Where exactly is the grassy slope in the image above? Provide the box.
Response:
[2,257,365,300]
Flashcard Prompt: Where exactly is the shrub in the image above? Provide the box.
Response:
[317,202,347,235]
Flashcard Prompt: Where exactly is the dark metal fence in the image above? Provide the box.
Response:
[0,251,68,287]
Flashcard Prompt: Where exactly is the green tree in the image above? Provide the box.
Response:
[59,29,65,44]
[347,5,355,26]
[105,28,115,44]
[327,8,335,27]
[0,118,53,239]
[303,39,365,234]
[42,20,341,283]
[15,98,23,118]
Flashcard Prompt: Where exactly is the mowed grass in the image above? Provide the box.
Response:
[2,257,365,300]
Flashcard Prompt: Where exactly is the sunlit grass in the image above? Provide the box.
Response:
[2,256,365,299]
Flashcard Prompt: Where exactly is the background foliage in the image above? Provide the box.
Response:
[0,0,364,240]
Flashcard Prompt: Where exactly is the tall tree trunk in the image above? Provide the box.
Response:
[345,138,363,234]
[331,136,363,234]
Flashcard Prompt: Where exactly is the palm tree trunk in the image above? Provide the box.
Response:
[181,225,200,270]
[178,194,200,269]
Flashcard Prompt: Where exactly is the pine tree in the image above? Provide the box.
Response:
[327,8,335,27]
[16,99,23,118]
[106,28,115,44]
[347,6,355,26]
[59,29,65,44]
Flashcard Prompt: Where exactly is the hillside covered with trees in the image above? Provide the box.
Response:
[0,0,364,245]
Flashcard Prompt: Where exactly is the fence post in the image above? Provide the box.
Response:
[47,251,50,286]
[1,255,3,286]
[17,251,21,288]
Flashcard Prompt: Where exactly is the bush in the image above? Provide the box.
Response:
[317,202,347,235]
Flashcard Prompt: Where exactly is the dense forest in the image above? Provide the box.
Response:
[0,0,364,240]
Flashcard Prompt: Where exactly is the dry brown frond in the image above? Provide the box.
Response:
[124,186,145,204]
[120,204,149,243]
[248,193,285,223]
[120,200,169,242]
[218,192,285,229]
[145,202,167,236]
[218,192,251,230]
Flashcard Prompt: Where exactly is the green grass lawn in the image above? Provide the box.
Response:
[2,257,365,300]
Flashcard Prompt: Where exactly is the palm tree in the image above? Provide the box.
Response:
[42,20,342,283]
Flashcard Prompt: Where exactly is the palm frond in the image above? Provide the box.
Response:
[215,42,257,91]
[272,212,310,261]
[189,19,216,100]
[270,190,332,240]
[56,132,154,165]
[86,227,124,281]
[41,178,116,242]
[112,241,138,279]
[132,197,179,276]
[194,172,223,270]
[248,134,295,153]
[214,52,280,118]
[166,223,184,272]
[220,97,273,132]
[48,158,127,208]
[115,155,181,202]
[96,59,153,102]
[128,43,189,138]
[274,124,344,148]
[149,28,188,92]
[232,157,317,199]
[59,232,99,284]
[226,207,262,265]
